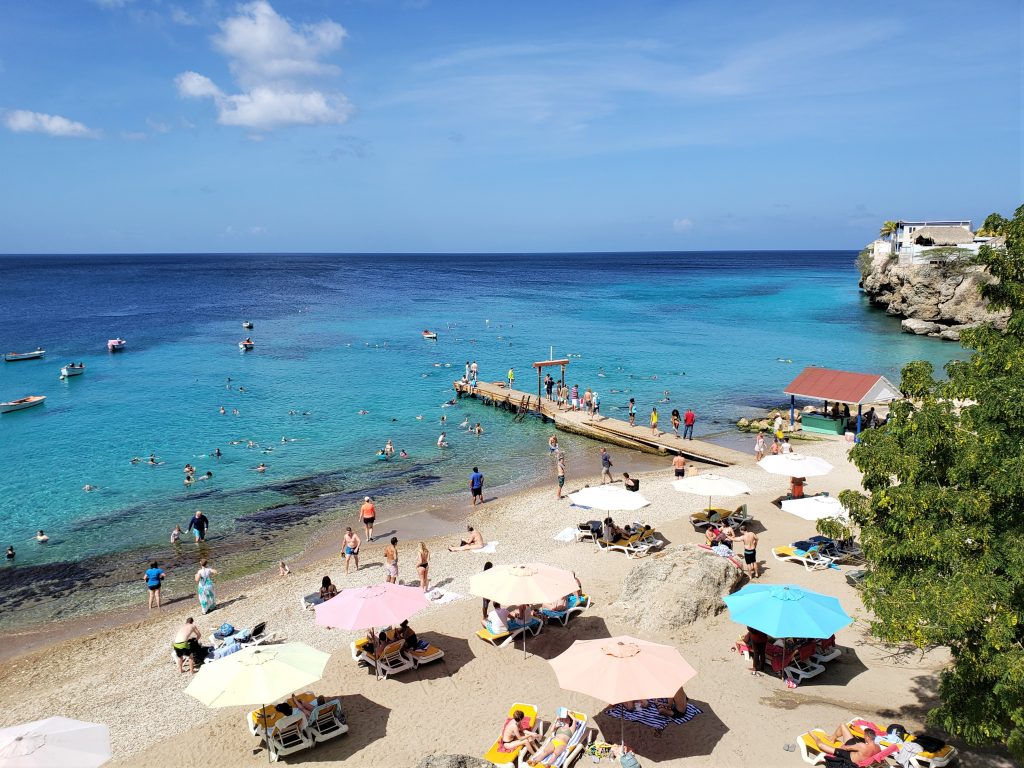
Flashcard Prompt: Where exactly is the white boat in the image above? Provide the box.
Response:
[422,330,438,340]
[60,363,85,379]
[239,340,254,350]
[1,395,46,413]
[242,321,254,329]
[4,348,45,362]
[107,338,126,352]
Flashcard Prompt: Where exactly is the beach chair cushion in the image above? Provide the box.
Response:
[482,703,538,764]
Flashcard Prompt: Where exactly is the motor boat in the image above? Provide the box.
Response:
[239,339,255,350]
[242,321,254,329]
[60,363,86,379]
[0,395,46,413]
[108,339,126,352]
[422,330,438,340]
[4,348,45,362]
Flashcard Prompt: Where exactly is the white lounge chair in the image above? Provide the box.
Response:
[771,545,835,571]
[541,595,592,627]
[267,712,314,762]
[307,697,348,743]
[352,638,416,678]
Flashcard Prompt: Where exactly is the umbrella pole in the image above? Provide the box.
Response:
[372,626,380,681]
[262,703,271,764]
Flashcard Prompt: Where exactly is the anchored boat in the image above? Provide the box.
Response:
[60,363,85,379]
[239,339,254,350]
[1,395,46,413]
[422,330,438,340]
[107,338,126,352]
[242,321,254,329]
[4,348,45,362]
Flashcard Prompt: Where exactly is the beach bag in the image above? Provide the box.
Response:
[912,735,945,752]
[619,751,642,768]
[214,623,235,639]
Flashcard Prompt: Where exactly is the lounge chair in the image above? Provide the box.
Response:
[575,521,602,543]
[476,624,527,648]
[508,616,544,636]
[306,697,348,743]
[301,593,323,611]
[845,719,958,768]
[772,545,835,571]
[597,527,660,558]
[787,640,825,682]
[266,712,314,762]
[812,635,841,664]
[519,707,589,767]
[352,638,415,678]
[483,703,542,766]
[404,638,445,667]
[688,510,724,530]
[541,594,591,627]
[797,729,898,766]
[248,706,287,738]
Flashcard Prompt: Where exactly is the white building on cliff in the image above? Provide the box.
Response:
[870,219,1002,264]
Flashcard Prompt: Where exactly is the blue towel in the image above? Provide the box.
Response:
[605,702,703,731]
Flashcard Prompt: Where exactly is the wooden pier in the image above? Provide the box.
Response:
[452,379,749,467]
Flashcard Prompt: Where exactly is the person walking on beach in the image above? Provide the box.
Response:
[650,407,659,436]
[480,561,494,619]
[194,558,218,614]
[683,407,696,440]
[557,382,568,410]
[470,360,478,380]
[465,361,471,380]
[754,431,766,461]
[172,617,203,674]
[343,527,361,574]
[571,384,579,411]
[672,451,686,478]
[187,510,209,542]
[730,524,759,579]
[773,412,784,439]
[361,496,376,542]
[145,561,165,609]
[591,391,601,420]
[628,398,636,426]
[416,542,430,592]
[507,368,515,388]
[384,537,399,584]
[556,451,566,499]
[670,408,681,437]
[582,388,593,416]
[469,466,485,506]
[544,374,554,400]
[600,448,614,484]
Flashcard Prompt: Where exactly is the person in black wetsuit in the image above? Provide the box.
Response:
[187,510,209,542]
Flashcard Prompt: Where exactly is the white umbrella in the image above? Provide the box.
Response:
[780,495,847,521]
[569,485,650,512]
[672,473,751,509]
[758,454,834,478]
[0,717,111,768]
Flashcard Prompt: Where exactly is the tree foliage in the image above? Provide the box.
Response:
[879,220,899,238]
[978,211,1009,237]
[846,203,1024,759]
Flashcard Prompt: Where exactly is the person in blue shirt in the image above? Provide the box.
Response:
[187,510,209,542]
[469,467,484,507]
[145,561,165,609]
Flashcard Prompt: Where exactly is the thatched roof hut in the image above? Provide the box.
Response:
[912,226,974,246]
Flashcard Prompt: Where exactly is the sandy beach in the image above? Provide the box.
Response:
[0,434,1013,767]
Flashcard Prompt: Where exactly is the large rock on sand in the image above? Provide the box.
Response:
[416,756,492,768]
[608,545,744,635]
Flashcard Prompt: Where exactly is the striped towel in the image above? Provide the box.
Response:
[606,702,703,730]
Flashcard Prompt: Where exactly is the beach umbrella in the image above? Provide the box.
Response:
[672,473,751,511]
[780,495,847,521]
[314,583,427,631]
[757,453,834,478]
[722,583,852,639]
[568,485,650,512]
[471,563,578,657]
[549,636,696,743]
[0,717,111,768]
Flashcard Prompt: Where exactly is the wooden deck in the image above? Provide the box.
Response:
[453,380,749,467]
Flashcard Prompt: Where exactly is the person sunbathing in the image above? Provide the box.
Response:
[291,695,327,717]
[448,525,484,551]
[542,594,569,612]
[501,709,541,754]
[657,686,689,718]
[528,715,574,765]
[810,723,879,767]
[320,576,338,601]
[395,619,419,650]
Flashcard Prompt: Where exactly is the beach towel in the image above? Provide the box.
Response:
[425,588,464,604]
[552,527,577,542]
[473,541,498,554]
[605,702,703,731]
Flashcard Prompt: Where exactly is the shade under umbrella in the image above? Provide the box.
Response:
[549,636,696,704]
[0,717,111,768]
[722,583,852,639]
[780,495,847,521]
[758,453,834,477]
[185,642,330,708]
[470,562,578,607]
[314,582,427,630]
[568,485,650,512]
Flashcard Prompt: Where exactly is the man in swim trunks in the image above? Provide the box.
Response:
[672,450,686,477]
[811,724,879,767]
[469,467,484,507]
[384,537,398,584]
[599,448,613,484]
[360,496,376,541]
[556,452,566,499]
[172,617,203,673]
[187,510,209,542]
[449,526,484,551]
[528,715,574,765]
[730,524,759,579]
[342,527,361,574]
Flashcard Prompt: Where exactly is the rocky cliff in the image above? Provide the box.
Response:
[859,250,1009,340]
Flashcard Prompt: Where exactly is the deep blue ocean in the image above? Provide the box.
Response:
[0,252,962,617]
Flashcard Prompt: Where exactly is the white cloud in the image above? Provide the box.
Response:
[146,117,171,134]
[672,217,694,232]
[170,6,199,26]
[175,1,351,130]
[4,110,97,138]
[121,130,146,140]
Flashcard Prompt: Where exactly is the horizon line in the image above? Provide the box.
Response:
[0,248,861,257]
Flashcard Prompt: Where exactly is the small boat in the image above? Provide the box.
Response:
[60,363,86,379]
[107,339,126,352]
[1,395,46,413]
[4,348,45,362]
[239,339,254,350]
[242,321,254,329]
[422,330,438,340]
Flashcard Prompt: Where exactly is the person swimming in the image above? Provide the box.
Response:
[130,456,141,464]
[256,463,267,472]
[399,449,409,458]
[35,530,48,543]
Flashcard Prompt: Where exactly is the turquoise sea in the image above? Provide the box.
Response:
[0,252,962,624]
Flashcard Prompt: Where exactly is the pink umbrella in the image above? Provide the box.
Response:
[314,583,427,630]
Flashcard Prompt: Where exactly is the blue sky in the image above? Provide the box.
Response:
[0,0,1019,253]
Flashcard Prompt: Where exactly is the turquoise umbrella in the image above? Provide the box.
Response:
[722,584,852,639]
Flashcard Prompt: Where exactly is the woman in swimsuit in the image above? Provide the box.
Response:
[528,715,574,766]
[416,542,430,592]
[320,575,338,601]
[501,710,540,754]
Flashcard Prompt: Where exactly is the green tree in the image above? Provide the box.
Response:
[879,220,899,238]
[978,211,1009,237]
[844,203,1024,760]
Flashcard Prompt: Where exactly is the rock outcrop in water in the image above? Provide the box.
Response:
[859,250,1009,340]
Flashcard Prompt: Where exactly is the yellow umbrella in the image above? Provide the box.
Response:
[186,643,330,708]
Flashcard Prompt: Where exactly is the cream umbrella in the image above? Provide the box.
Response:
[0,717,111,768]
[569,485,650,512]
[758,454,833,477]
[672,473,751,511]
[780,495,847,521]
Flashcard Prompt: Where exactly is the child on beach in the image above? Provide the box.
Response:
[650,407,659,435]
